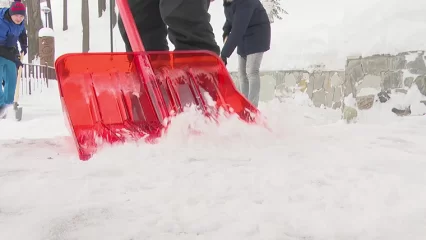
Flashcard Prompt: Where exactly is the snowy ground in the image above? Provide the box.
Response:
[1,82,426,239]
[1,0,426,239]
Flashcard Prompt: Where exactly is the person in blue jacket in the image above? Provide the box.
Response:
[221,0,271,107]
[0,0,27,118]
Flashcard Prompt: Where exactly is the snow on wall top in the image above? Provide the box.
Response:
[39,27,54,37]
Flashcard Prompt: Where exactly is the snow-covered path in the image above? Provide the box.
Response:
[1,84,425,240]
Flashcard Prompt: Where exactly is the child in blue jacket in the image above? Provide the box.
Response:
[221,0,271,107]
[0,0,27,118]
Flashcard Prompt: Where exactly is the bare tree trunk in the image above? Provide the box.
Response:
[98,0,106,17]
[23,0,43,63]
[82,0,90,52]
[111,0,116,28]
[98,0,102,17]
[46,0,53,29]
[63,0,68,30]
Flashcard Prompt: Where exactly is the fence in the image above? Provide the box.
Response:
[17,62,56,97]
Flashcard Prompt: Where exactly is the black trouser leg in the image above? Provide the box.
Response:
[159,0,220,55]
[117,0,168,52]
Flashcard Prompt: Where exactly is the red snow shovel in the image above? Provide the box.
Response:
[54,0,261,160]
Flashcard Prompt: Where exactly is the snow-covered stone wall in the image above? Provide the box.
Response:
[344,50,426,110]
[230,50,426,112]
[230,70,345,109]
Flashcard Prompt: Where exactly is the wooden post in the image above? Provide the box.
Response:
[39,35,55,68]
[39,28,55,80]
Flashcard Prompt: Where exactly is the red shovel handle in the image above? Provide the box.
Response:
[115,0,145,52]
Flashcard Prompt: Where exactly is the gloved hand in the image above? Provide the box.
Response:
[14,59,22,69]
[221,56,227,66]
[13,53,22,69]
[20,47,27,56]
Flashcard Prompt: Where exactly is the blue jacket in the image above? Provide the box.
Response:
[0,7,27,63]
[221,0,271,58]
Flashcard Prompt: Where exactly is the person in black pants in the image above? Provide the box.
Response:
[117,0,220,55]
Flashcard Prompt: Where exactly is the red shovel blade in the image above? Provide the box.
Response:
[55,50,259,160]
[146,50,259,119]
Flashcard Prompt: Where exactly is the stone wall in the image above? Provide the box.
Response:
[344,50,426,109]
[229,50,426,111]
[230,70,345,109]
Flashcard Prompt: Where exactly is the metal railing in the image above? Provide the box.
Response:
[18,63,56,96]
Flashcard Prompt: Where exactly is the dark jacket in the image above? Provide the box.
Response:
[221,0,271,58]
[0,8,27,64]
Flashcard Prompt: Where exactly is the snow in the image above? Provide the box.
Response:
[1,81,426,239]
[357,87,381,97]
[38,27,54,37]
[0,0,10,8]
[405,51,422,63]
[1,0,426,239]
[256,0,426,71]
